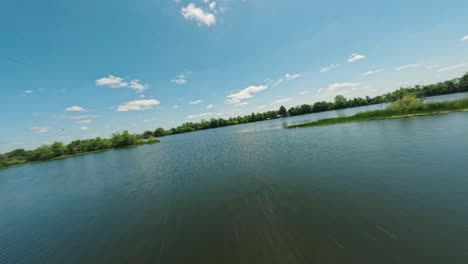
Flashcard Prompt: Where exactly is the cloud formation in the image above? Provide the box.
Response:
[394,64,419,71]
[189,100,203,105]
[461,35,468,41]
[117,99,160,112]
[348,53,366,62]
[272,98,292,104]
[320,64,339,73]
[96,75,147,92]
[362,69,384,77]
[437,63,468,72]
[327,82,360,92]
[30,127,49,133]
[181,3,216,26]
[171,74,188,85]
[226,85,268,104]
[65,106,86,112]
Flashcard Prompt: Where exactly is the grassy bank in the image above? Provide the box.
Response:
[288,97,468,129]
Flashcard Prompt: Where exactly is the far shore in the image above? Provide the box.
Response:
[288,97,468,129]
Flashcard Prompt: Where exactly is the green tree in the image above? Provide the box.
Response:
[278,105,287,116]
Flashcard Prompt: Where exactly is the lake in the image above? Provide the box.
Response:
[1,93,468,263]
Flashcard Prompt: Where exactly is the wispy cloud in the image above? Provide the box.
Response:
[181,3,216,26]
[299,91,309,95]
[394,64,419,71]
[206,104,214,109]
[171,73,188,85]
[80,126,89,130]
[327,82,360,92]
[348,53,366,63]
[272,98,292,104]
[116,99,160,112]
[320,64,339,73]
[233,102,248,107]
[96,75,147,92]
[438,63,468,72]
[187,112,214,119]
[173,105,179,109]
[272,73,302,87]
[65,106,86,112]
[30,127,49,133]
[226,85,268,104]
[24,90,34,94]
[362,69,384,77]
[257,105,267,109]
[189,99,203,105]
[461,35,468,41]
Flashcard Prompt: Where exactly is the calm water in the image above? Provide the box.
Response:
[1,93,468,263]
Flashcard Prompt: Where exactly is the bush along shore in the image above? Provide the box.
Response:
[0,131,160,170]
[288,96,468,129]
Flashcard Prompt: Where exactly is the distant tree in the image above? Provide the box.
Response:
[334,95,348,109]
[278,105,287,116]
[154,128,166,137]
[143,131,154,139]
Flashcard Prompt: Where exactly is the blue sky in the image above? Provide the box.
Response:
[1,0,468,152]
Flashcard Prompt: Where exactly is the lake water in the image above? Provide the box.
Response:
[1,93,468,263]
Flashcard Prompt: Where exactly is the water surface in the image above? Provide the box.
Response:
[1,93,468,263]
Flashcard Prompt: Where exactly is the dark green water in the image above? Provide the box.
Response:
[1,96,468,263]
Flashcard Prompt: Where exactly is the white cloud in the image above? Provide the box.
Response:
[320,64,339,73]
[272,98,292,104]
[394,64,419,71]
[116,99,160,112]
[234,102,248,107]
[461,35,468,41]
[80,126,89,130]
[285,73,301,80]
[96,75,147,92]
[437,63,468,72]
[128,80,146,92]
[189,99,203,105]
[226,85,268,104]
[362,69,384,77]
[96,75,128,88]
[257,105,267,109]
[206,104,214,109]
[181,3,216,26]
[173,105,179,109]
[171,74,188,85]
[273,73,302,87]
[24,90,33,94]
[299,91,309,95]
[77,119,92,124]
[209,2,216,11]
[30,127,49,133]
[186,112,214,119]
[426,64,440,69]
[272,78,284,87]
[327,82,360,92]
[65,106,86,112]
[348,53,366,62]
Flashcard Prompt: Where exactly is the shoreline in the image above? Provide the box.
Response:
[0,141,160,171]
[288,100,468,129]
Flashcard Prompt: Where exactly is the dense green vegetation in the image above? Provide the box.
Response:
[144,73,468,137]
[288,96,468,129]
[1,73,467,170]
[0,131,159,169]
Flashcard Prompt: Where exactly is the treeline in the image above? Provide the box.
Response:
[144,73,468,137]
[0,131,159,169]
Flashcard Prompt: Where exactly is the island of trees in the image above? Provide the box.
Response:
[1,73,467,169]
